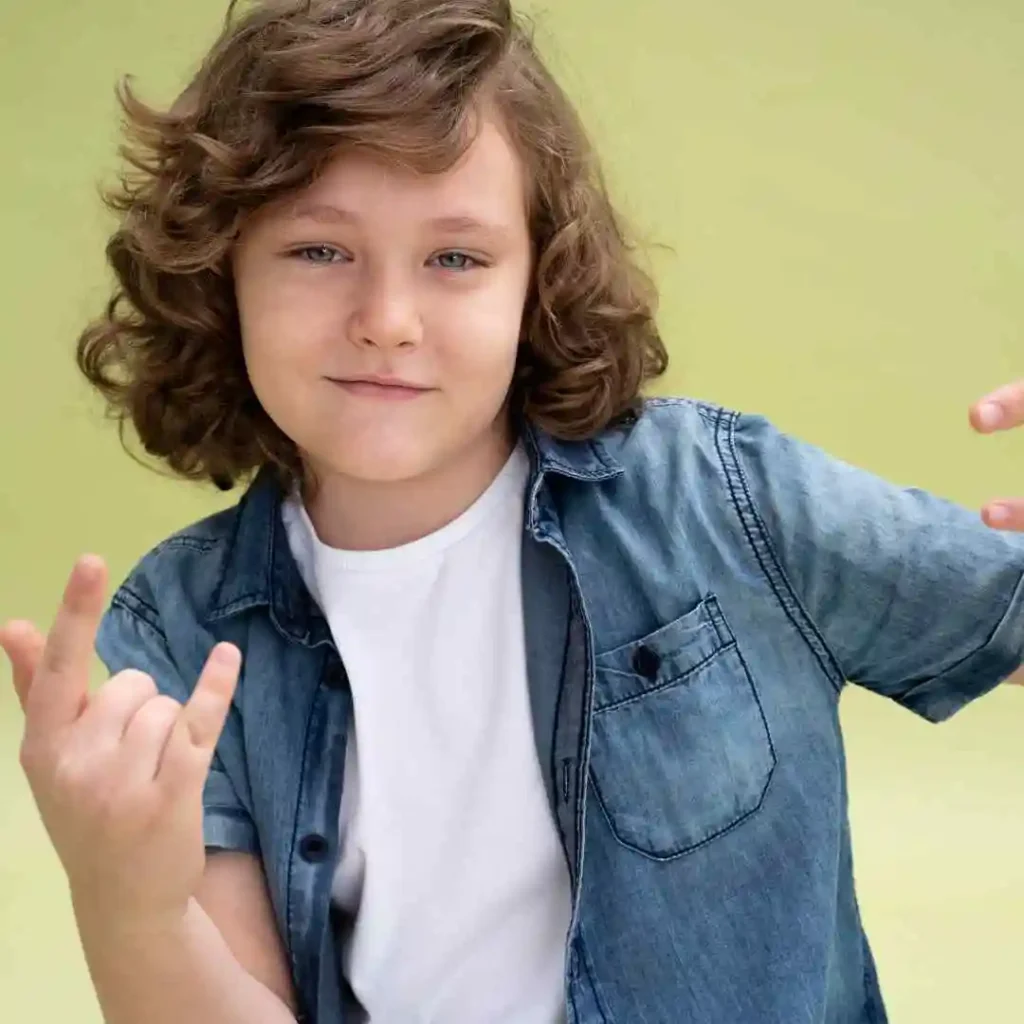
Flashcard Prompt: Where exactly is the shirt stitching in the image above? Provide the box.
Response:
[714,407,846,694]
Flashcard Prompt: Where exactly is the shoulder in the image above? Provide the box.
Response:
[596,396,781,483]
[583,397,876,550]
[92,500,251,695]
[626,396,733,441]
[107,502,246,636]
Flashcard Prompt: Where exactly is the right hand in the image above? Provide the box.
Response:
[0,555,241,931]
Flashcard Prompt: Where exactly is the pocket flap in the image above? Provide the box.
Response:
[594,596,731,708]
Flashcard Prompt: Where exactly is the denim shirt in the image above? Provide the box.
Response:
[95,398,1024,1024]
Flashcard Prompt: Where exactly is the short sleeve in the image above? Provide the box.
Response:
[731,412,1024,723]
[95,599,260,854]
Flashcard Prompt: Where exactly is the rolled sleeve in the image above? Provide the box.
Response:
[202,764,260,853]
[731,412,1024,721]
[95,597,260,854]
[895,570,1024,722]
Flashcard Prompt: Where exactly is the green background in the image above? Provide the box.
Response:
[1,0,1021,1019]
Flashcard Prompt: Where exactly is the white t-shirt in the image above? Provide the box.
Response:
[282,447,572,1024]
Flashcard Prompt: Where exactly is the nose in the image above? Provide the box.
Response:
[347,266,422,351]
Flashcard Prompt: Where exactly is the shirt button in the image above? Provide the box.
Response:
[298,834,330,863]
[632,644,662,680]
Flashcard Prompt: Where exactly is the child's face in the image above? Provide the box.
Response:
[233,114,532,487]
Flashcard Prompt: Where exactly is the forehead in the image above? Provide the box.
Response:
[282,115,528,224]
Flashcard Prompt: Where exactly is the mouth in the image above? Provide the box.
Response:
[325,376,433,401]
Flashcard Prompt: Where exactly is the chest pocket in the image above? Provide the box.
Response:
[589,595,775,860]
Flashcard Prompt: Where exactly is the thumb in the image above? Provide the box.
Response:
[0,621,47,712]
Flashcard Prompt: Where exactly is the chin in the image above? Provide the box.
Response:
[317,444,439,485]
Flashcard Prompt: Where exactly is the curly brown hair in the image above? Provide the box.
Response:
[77,0,668,491]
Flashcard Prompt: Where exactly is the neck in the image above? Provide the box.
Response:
[303,423,517,551]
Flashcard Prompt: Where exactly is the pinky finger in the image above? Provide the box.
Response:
[158,644,240,791]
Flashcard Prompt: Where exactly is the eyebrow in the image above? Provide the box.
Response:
[285,201,507,235]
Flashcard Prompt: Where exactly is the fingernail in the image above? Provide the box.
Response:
[988,504,1010,525]
[211,644,240,667]
[77,555,105,578]
[978,403,1003,429]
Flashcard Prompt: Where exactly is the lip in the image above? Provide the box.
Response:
[326,376,433,401]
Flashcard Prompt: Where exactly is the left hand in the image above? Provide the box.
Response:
[970,380,1024,687]
[969,379,1024,532]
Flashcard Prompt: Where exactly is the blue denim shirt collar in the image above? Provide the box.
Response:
[204,423,624,641]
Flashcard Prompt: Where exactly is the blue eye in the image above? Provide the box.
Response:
[292,245,345,265]
[431,251,480,271]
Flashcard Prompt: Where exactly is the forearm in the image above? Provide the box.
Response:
[76,897,297,1024]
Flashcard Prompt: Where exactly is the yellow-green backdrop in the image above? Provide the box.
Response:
[1,1,1021,1020]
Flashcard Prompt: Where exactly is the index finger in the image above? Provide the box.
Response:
[28,556,108,734]
[970,379,1024,433]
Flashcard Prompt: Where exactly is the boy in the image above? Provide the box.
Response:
[3,1,1023,1021]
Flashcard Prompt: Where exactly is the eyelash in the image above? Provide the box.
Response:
[288,245,485,271]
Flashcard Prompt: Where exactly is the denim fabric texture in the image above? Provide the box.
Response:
[96,399,1024,1024]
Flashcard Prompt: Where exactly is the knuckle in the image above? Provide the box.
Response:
[134,694,182,730]
[107,669,158,700]
[149,693,183,715]
[52,751,92,794]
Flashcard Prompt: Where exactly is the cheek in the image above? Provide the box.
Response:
[238,281,327,377]
[236,290,323,435]
[434,283,525,386]
[238,308,287,396]
[441,325,518,414]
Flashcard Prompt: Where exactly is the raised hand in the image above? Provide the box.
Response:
[0,556,241,930]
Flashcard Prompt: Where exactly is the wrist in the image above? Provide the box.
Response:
[72,893,193,949]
